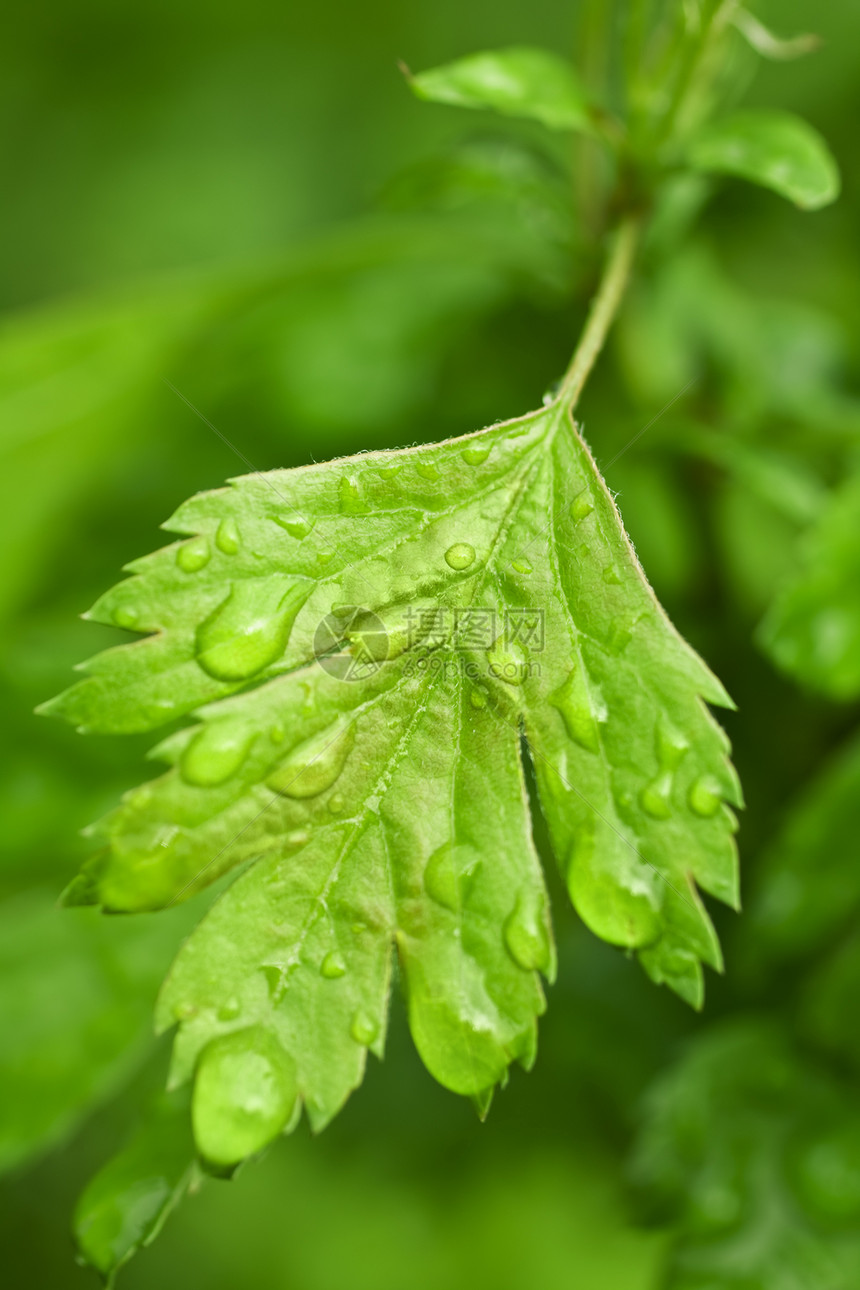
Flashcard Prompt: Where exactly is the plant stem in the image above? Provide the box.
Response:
[559,214,641,412]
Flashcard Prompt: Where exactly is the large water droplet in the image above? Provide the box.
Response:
[487,636,528,686]
[415,461,439,481]
[567,824,662,949]
[274,515,314,539]
[338,476,370,515]
[445,543,476,571]
[504,889,552,973]
[640,775,673,820]
[196,581,310,681]
[549,665,601,753]
[423,843,480,912]
[181,719,255,787]
[177,535,212,573]
[267,718,354,799]
[569,492,594,522]
[350,1010,379,1045]
[215,518,240,555]
[461,444,491,467]
[192,1026,297,1168]
[689,775,722,817]
[320,950,347,979]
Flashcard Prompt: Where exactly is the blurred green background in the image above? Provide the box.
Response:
[2,1,860,1286]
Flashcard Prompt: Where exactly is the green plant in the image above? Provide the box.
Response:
[33,3,851,1284]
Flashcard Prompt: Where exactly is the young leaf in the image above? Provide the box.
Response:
[758,467,860,700]
[44,398,740,1152]
[407,47,593,134]
[631,1024,860,1290]
[687,110,840,210]
[74,1091,197,1286]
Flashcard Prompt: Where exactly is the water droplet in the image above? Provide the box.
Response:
[113,606,140,630]
[192,1026,297,1168]
[542,380,561,407]
[196,581,310,681]
[566,824,662,949]
[328,793,345,815]
[549,665,601,752]
[267,719,354,799]
[445,543,476,571]
[471,1086,494,1119]
[602,565,622,585]
[606,623,633,655]
[569,492,594,522]
[487,636,528,685]
[175,1001,196,1021]
[376,463,402,480]
[640,775,673,820]
[215,518,240,555]
[461,444,491,467]
[261,965,286,1003]
[274,515,314,539]
[469,687,488,710]
[181,719,255,787]
[285,829,310,849]
[350,1010,379,1045]
[338,476,370,515]
[504,889,552,973]
[511,557,533,575]
[316,549,335,566]
[321,950,347,979]
[689,775,722,817]
[423,843,480,912]
[217,997,241,1022]
[415,461,439,481]
[656,720,690,771]
[177,535,212,573]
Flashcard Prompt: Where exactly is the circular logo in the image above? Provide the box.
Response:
[313,605,389,682]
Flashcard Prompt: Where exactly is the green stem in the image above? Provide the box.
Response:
[559,214,641,412]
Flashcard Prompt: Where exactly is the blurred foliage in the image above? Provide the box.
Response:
[2,0,860,1287]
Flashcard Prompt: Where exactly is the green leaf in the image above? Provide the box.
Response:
[687,110,840,210]
[44,399,740,1152]
[758,467,860,700]
[74,1091,197,1286]
[631,1023,860,1290]
[0,889,187,1174]
[408,47,593,134]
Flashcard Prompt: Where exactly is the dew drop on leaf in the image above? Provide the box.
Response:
[469,687,488,710]
[274,515,313,539]
[112,606,140,630]
[217,998,241,1022]
[375,463,402,480]
[176,535,212,572]
[195,582,310,682]
[191,1026,297,1168]
[338,476,370,515]
[267,719,355,799]
[689,775,723,817]
[461,444,491,466]
[215,518,240,555]
[327,793,345,815]
[181,720,255,787]
[549,665,601,752]
[415,461,440,481]
[511,557,533,574]
[602,565,623,585]
[569,491,594,522]
[444,543,476,570]
[285,829,311,849]
[350,1011,379,1045]
[320,950,347,979]
[503,889,552,972]
[567,831,662,949]
[487,636,528,685]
